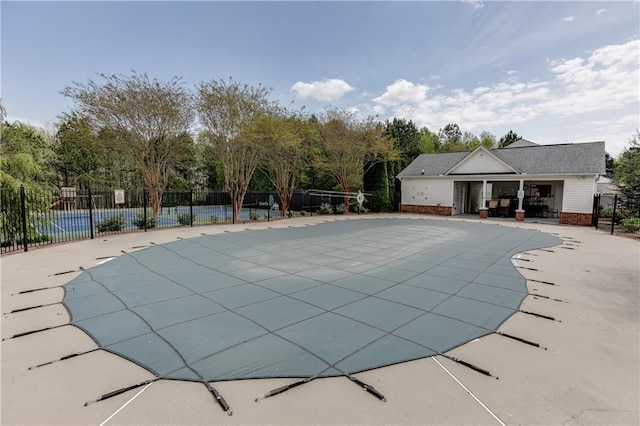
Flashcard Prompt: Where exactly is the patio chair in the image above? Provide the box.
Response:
[498,198,510,217]
[488,199,498,217]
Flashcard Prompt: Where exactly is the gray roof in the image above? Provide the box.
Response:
[503,138,539,148]
[398,151,470,177]
[397,141,606,178]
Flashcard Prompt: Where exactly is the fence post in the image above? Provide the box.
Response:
[88,187,94,239]
[19,185,28,252]
[611,194,617,235]
[143,189,148,232]
[190,189,194,227]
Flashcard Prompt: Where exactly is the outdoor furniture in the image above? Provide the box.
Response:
[488,199,498,217]
[499,198,510,217]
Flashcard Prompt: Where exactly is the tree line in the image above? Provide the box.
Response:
[1,71,631,219]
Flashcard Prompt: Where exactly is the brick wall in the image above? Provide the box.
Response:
[559,212,592,226]
[400,204,453,216]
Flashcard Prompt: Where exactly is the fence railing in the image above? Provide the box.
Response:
[593,193,640,239]
[1,186,377,254]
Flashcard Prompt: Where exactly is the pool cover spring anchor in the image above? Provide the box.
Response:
[497,332,547,350]
[348,375,386,401]
[530,293,566,303]
[255,375,318,402]
[528,278,557,286]
[28,348,100,370]
[5,301,61,315]
[256,374,386,402]
[203,380,232,415]
[519,310,559,322]
[12,285,62,295]
[1,323,67,341]
[84,378,159,406]
[440,354,498,379]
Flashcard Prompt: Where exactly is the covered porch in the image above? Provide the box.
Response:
[452,179,564,222]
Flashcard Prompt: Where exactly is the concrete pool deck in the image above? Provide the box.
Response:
[2,213,639,425]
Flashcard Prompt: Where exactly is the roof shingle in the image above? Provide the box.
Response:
[397,141,605,178]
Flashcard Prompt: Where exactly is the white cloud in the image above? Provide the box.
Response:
[367,40,639,156]
[373,79,430,108]
[290,78,355,102]
[562,15,574,22]
[507,70,518,75]
[596,9,606,16]
[463,0,484,10]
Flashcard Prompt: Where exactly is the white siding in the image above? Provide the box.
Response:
[562,176,596,213]
[401,178,453,206]
[449,150,513,174]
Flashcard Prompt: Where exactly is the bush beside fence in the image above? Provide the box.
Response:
[593,193,640,239]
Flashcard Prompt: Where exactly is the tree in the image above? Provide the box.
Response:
[0,120,55,244]
[479,131,497,149]
[196,78,272,221]
[613,132,640,213]
[1,121,55,190]
[438,123,466,152]
[419,127,440,153]
[365,118,421,212]
[462,131,480,151]
[252,107,317,217]
[62,72,194,220]
[385,118,422,168]
[317,108,398,210]
[54,113,104,188]
[498,130,521,148]
[605,152,615,177]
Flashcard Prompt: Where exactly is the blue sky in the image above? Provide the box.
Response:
[2,1,638,156]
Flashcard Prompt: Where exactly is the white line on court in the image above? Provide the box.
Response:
[433,357,507,426]
[99,381,154,426]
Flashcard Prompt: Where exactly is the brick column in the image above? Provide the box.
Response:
[515,209,525,221]
[479,208,489,219]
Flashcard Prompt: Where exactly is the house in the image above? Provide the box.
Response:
[397,139,606,226]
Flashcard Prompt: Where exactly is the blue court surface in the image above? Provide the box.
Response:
[63,218,561,384]
[43,206,268,234]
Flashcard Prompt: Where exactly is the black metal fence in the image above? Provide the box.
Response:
[1,186,377,254]
[592,193,640,239]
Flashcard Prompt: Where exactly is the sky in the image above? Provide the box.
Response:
[2,1,639,157]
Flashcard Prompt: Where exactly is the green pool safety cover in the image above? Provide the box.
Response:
[63,218,560,382]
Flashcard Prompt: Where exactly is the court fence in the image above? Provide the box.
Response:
[1,186,378,254]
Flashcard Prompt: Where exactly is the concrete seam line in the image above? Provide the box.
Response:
[99,381,154,426]
[433,357,506,426]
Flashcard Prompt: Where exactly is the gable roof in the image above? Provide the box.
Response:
[445,146,519,175]
[397,141,606,178]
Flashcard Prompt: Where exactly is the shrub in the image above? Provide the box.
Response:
[96,215,124,232]
[250,212,260,221]
[619,217,640,232]
[2,234,50,247]
[210,216,219,224]
[300,210,307,216]
[318,202,333,215]
[600,207,633,223]
[133,213,156,229]
[177,213,194,226]
[351,204,369,214]
[335,203,345,214]
[613,208,633,224]
[287,210,295,218]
